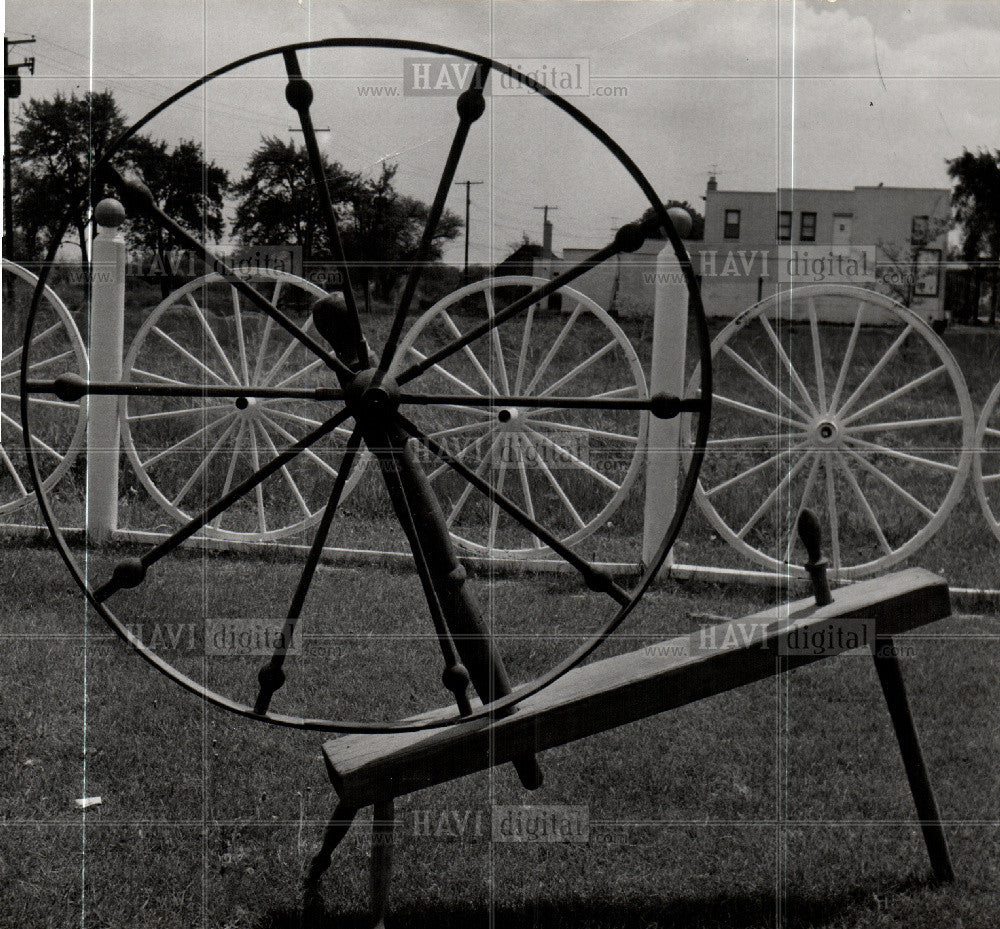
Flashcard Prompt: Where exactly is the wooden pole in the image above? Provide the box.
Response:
[86,199,127,543]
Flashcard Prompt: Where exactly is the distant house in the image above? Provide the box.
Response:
[532,178,952,323]
[495,241,558,279]
[494,240,562,310]
[694,177,950,323]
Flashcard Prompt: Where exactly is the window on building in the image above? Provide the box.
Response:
[723,209,741,239]
[800,212,817,242]
[912,215,930,244]
[777,211,792,240]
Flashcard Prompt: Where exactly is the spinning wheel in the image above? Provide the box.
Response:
[393,276,648,557]
[974,377,1000,544]
[2,259,88,515]
[20,39,711,737]
[688,285,974,579]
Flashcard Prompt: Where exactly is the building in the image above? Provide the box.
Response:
[533,178,951,324]
[694,177,951,322]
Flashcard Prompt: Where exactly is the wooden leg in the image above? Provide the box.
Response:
[871,637,955,882]
[304,800,359,889]
[371,799,395,929]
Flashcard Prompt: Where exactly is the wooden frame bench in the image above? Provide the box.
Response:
[308,567,955,925]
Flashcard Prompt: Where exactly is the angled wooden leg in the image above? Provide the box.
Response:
[304,800,359,889]
[871,636,955,882]
[371,799,396,928]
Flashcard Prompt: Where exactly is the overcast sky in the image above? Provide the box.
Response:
[4,0,997,264]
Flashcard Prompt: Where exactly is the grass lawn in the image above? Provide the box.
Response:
[2,540,998,929]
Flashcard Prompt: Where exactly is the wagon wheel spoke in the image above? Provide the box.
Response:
[253,425,366,715]
[93,408,352,602]
[823,454,842,572]
[805,297,828,411]
[840,365,947,425]
[394,228,647,388]
[398,413,630,605]
[835,323,913,421]
[703,441,809,499]
[377,62,490,373]
[757,314,819,417]
[735,451,812,540]
[839,444,936,520]
[719,344,812,423]
[137,413,236,470]
[782,452,822,565]
[827,304,864,412]
[834,452,893,556]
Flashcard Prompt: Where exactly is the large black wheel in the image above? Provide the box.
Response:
[21,39,711,733]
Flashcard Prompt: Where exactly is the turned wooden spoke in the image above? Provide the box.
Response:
[140,413,236,469]
[93,408,352,601]
[377,62,489,373]
[282,49,362,353]
[398,414,629,604]
[841,365,947,425]
[254,426,365,715]
[757,314,819,417]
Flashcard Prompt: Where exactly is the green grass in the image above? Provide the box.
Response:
[1,542,998,928]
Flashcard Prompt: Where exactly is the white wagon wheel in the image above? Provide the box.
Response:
[393,276,648,557]
[1,259,88,515]
[688,284,974,579]
[973,377,1000,544]
[121,269,366,540]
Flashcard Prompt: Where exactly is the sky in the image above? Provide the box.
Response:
[4,0,998,264]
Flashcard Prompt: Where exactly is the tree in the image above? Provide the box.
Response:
[127,137,229,296]
[348,162,462,300]
[231,136,358,263]
[639,199,705,241]
[12,90,138,264]
[875,216,950,308]
[232,146,462,301]
[947,149,1000,324]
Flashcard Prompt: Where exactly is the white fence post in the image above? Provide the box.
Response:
[642,209,691,573]
[86,198,127,543]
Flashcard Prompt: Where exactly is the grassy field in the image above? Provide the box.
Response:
[1,542,998,928]
[2,282,999,927]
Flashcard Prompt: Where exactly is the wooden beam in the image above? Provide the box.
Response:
[324,568,950,807]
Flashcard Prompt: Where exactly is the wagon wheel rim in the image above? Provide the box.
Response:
[392,276,648,558]
[973,376,1000,544]
[686,284,973,580]
[21,38,711,733]
[120,269,369,541]
[2,260,88,515]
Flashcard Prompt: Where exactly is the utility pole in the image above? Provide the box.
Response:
[455,179,482,284]
[533,204,558,254]
[533,205,558,308]
[4,35,35,255]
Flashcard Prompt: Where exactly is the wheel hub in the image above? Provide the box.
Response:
[345,368,400,422]
[810,417,841,446]
[496,407,521,431]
